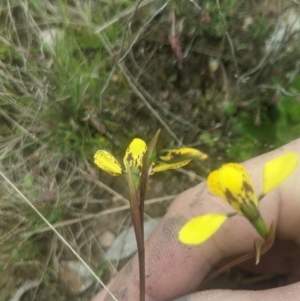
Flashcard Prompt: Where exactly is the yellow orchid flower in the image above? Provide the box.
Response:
[179,152,298,245]
[207,163,259,217]
[94,139,208,176]
[150,147,208,174]
[94,138,146,176]
[158,148,208,164]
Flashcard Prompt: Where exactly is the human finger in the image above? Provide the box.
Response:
[171,282,300,301]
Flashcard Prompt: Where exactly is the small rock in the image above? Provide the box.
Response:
[187,170,197,182]
[243,16,253,30]
[106,219,160,261]
[99,231,115,248]
[153,181,164,194]
[58,261,93,294]
[161,91,169,100]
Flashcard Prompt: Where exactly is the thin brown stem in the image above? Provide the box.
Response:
[125,162,145,301]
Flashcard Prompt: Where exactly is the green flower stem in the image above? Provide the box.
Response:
[252,214,269,240]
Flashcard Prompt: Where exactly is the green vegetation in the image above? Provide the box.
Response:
[227,75,300,160]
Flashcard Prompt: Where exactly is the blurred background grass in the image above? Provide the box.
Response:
[1,0,300,300]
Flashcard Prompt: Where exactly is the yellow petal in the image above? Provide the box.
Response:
[94,150,122,176]
[159,147,208,163]
[178,213,228,245]
[151,160,191,174]
[262,152,298,195]
[123,138,147,169]
[207,163,258,213]
[207,169,225,199]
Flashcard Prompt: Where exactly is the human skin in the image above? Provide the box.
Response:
[93,138,300,301]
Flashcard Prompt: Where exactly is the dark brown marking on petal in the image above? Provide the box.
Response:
[243,180,254,195]
[173,153,182,159]
[126,153,133,164]
[224,189,238,205]
[239,195,248,207]
[160,150,177,160]
[169,151,177,159]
